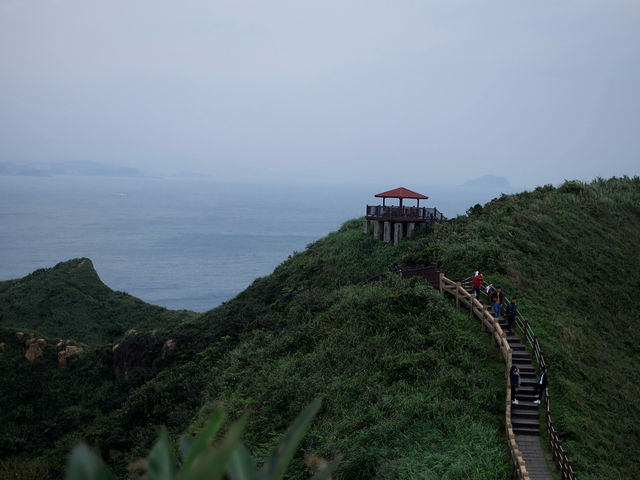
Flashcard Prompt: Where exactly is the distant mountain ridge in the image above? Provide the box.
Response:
[0,161,143,177]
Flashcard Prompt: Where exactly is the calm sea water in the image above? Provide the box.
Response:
[0,176,508,312]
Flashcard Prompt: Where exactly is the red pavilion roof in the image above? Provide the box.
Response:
[375,187,428,200]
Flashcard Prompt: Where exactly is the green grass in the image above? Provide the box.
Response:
[2,176,638,479]
[0,258,197,345]
[403,176,640,479]
[0,220,510,479]
[190,278,510,479]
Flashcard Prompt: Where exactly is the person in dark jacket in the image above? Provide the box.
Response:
[510,365,521,404]
[533,365,548,404]
[491,286,505,318]
[506,297,518,331]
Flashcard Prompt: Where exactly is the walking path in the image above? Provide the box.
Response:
[500,316,554,480]
[370,266,575,479]
[439,273,557,480]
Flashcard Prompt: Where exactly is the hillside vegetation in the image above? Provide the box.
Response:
[1,176,638,479]
[402,176,640,478]
[0,258,197,345]
[0,224,510,479]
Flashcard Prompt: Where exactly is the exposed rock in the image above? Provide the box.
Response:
[25,342,44,363]
[58,345,84,367]
[113,335,145,379]
[127,457,149,476]
[161,338,177,359]
[305,454,331,477]
[16,331,24,340]
[113,332,161,379]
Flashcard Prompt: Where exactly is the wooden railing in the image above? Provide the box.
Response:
[463,276,577,480]
[438,274,530,480]
[506,303,578,480]
[367,267,577,479]
[365,205,445,223]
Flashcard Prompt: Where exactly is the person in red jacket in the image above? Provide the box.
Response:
[472,270,484,299]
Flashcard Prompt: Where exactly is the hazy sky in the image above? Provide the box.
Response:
[1,1,638,188]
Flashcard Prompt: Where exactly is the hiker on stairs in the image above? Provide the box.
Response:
[472,270,484,299]
[491,286,505,318]
[506,296,518,332]
[533,365,548,405]
[510,365,521,405]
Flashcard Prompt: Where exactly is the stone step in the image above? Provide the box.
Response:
[513,361,533,368]
[515,394,540,403]
[519,379,538,387]
[511,417,540,429]
[511,408,539,419]
[513,426,540,436]
[511,401,540,411]
[511,362,535,370]
[515,386,538,394]
[512,351,531,358]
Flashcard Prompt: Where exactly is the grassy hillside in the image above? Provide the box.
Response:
[0,222,511,479]
[403,176,640,478]
[0,258,197,345]
[190,277,509,479]
[2,176,637,479]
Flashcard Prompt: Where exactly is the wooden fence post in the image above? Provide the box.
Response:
[523,318,529,344]
[439,272,444,293]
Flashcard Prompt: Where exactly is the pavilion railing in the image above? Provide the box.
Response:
[365,205,445,222]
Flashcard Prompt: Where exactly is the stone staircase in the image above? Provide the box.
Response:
[500,316,554,480]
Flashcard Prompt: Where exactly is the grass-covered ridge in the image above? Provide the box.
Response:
[0,258,197,345]
[192,278,509,479]
[1,176,638,479]
[403,176,640,479]
[0,221,511,479]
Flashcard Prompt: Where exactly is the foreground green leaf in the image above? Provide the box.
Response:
[65,443,115,480]
[148,429,177,480]
[261,398,322,480]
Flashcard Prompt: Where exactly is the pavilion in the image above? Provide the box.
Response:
[363,187,445,244]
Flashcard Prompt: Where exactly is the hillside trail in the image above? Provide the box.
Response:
[497,311,554,480]
[369,266,570,479]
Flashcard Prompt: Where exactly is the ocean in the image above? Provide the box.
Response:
[0,175,509,312]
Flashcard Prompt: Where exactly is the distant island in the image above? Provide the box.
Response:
[0,160,144,178]
[460,174,512,190]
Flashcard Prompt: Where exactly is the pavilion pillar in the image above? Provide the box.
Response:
[407,222,415,238]
[383,221,392,243]
[373,221,383,240]
[394,223,403,245]
[363,219,370,234]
